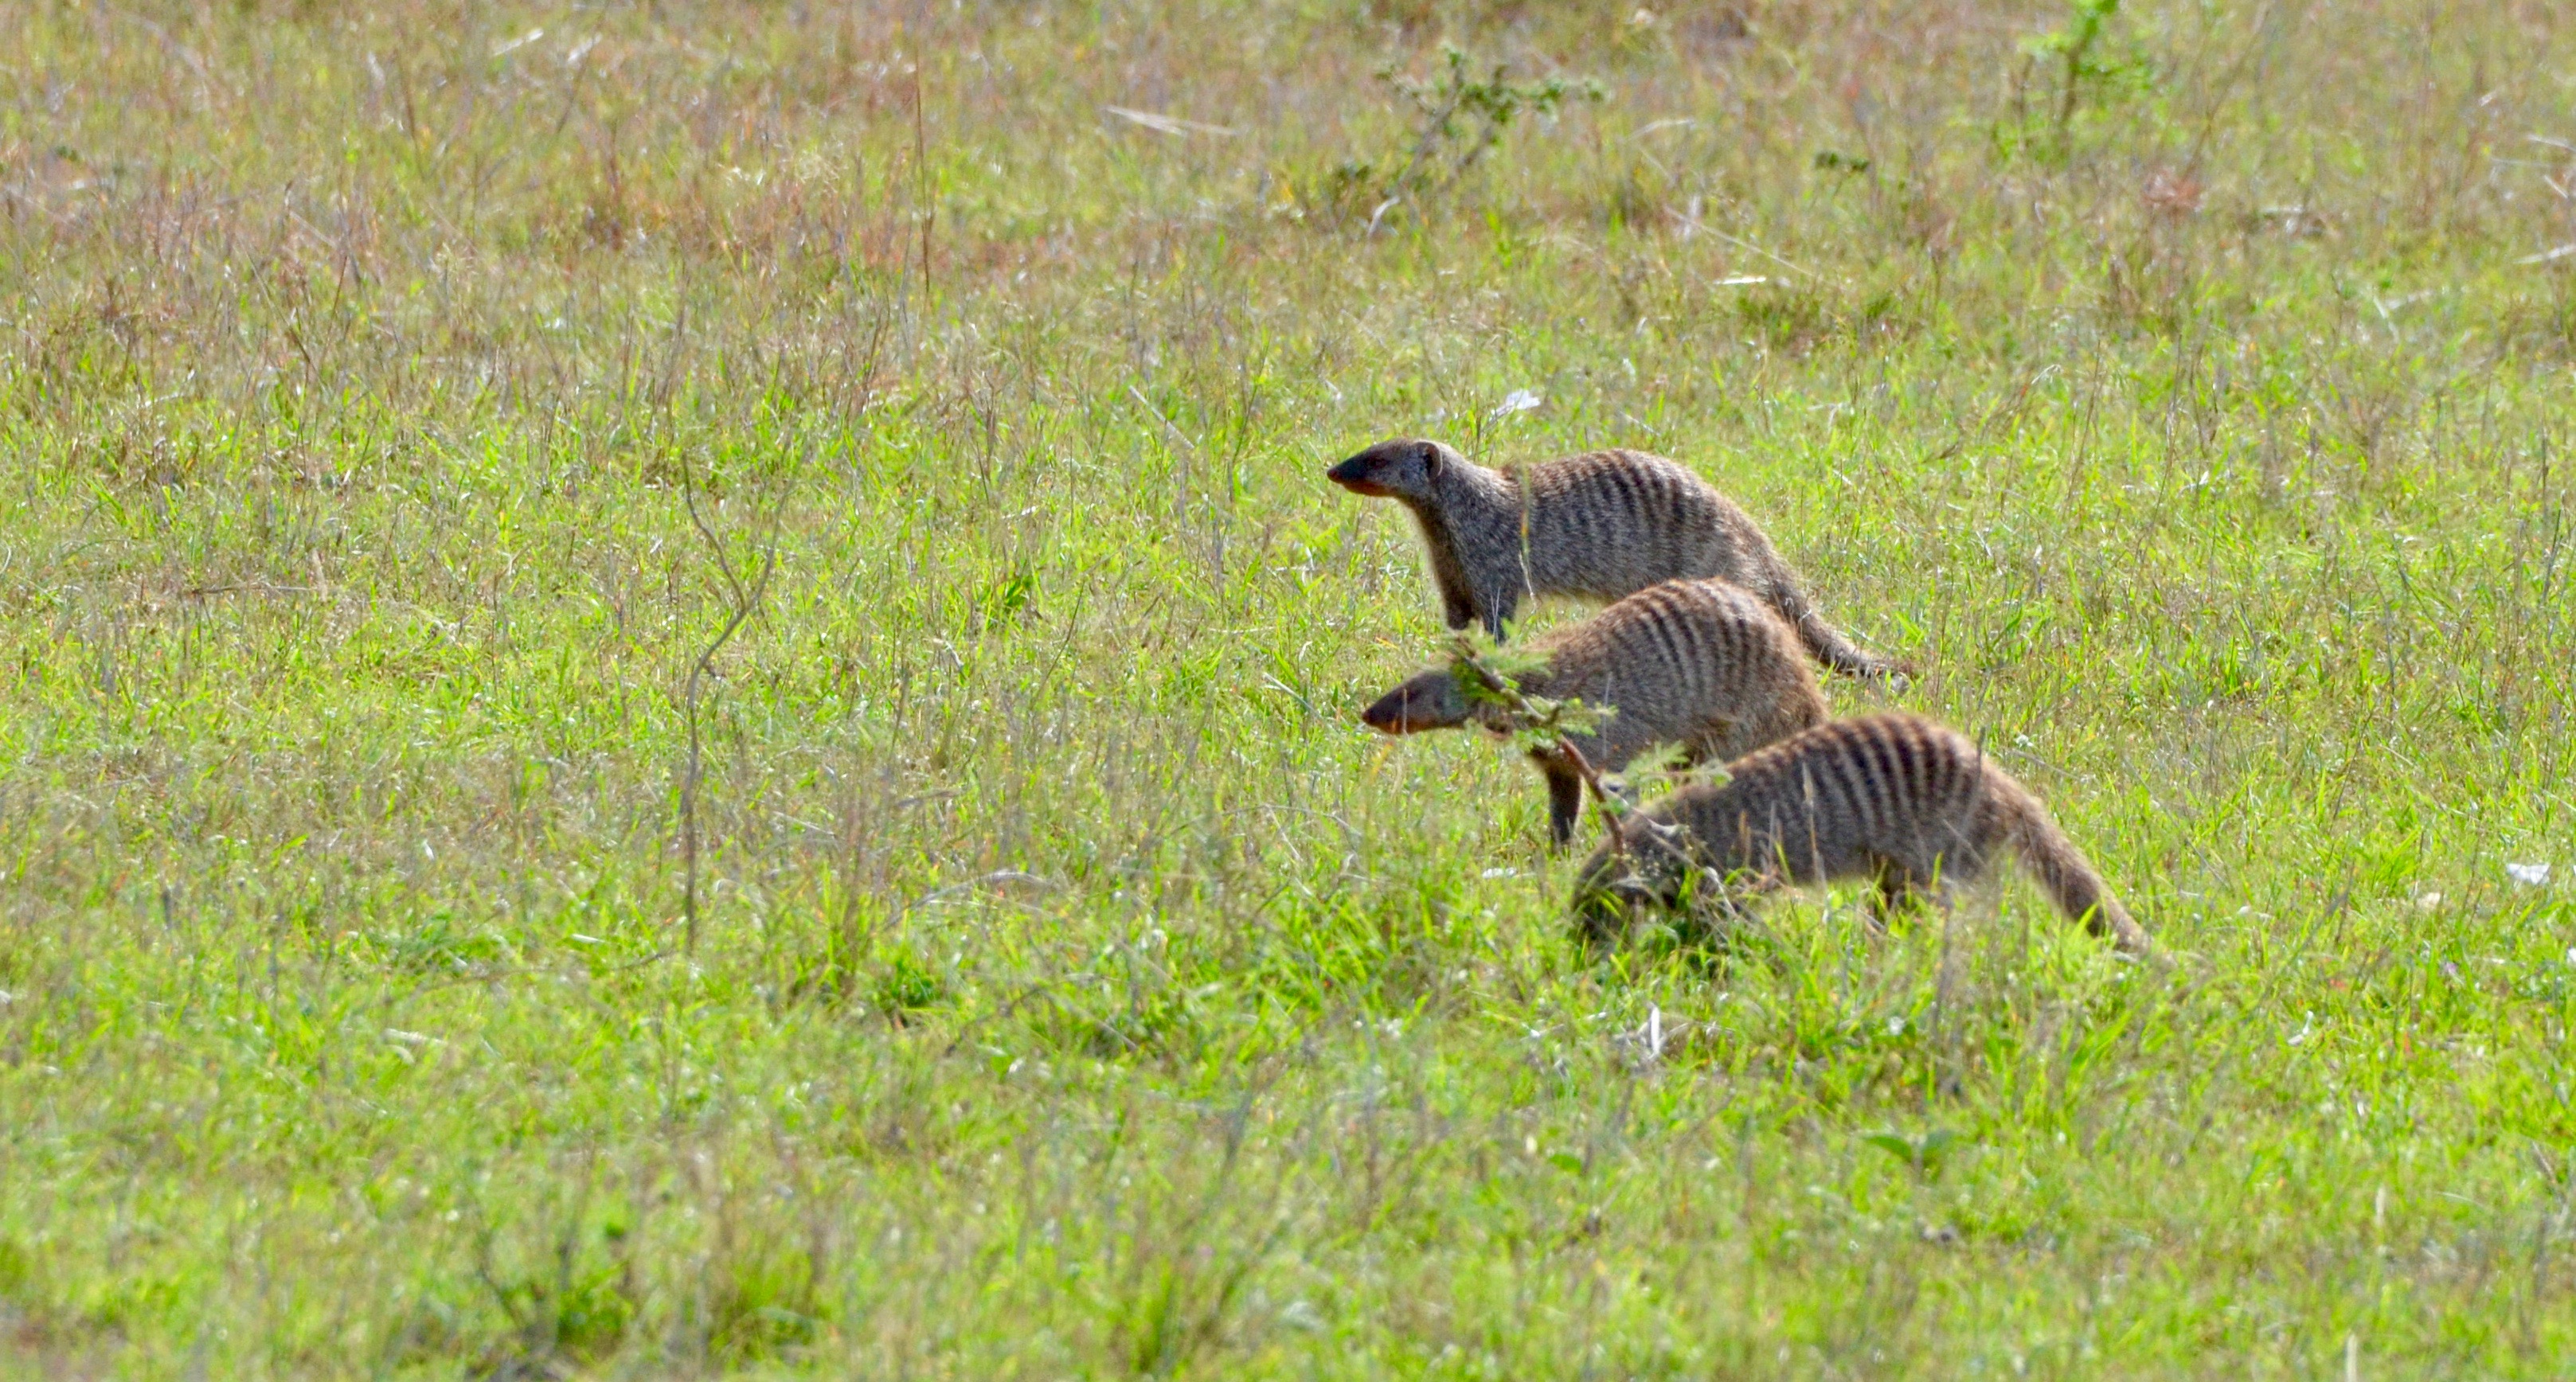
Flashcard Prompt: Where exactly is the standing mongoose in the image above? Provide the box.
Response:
[1361,579,1830,848]
[1568,712,2155,956]
[1325,438,1904,677]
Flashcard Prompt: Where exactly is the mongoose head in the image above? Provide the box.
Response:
[1359,667,1474,734]
[1326,438,1455,502]
[1569,817,1721,946]
[1569,851,1661,944]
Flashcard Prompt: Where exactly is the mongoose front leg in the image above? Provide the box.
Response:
[1537,752,1585,851]
[1441,587,1477,632]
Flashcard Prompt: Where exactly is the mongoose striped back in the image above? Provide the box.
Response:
[1361,579,1829,845]
[1527,578,1828,779]
[1570,713,2152,955]
[1325,439,1905,677]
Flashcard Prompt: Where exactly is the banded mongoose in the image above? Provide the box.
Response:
[1361,579,1830,848]
[1325,438,1903,677]
[1569,712,2155,956]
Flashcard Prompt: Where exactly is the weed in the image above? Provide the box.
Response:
[2004,0,2154,164]
[873,953,949,1023]
[1330,44,1605,225]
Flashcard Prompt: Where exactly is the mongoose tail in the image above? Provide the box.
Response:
[1758,555,1911,680]
[1990,776,2156,957]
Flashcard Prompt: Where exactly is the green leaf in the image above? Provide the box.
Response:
[1864,1133,1917,1164]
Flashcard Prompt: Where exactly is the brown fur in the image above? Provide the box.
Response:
[1325,438,1904,677]
[1362,580,1831,846]
[1569,713,2154,955]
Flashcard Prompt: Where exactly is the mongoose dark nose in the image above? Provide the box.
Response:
[1326,456,1390,496]
[1359,688,1411,733]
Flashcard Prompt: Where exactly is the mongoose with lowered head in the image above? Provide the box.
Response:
[1362,579,1830,849]
[1325,438,1902,677]
[1569,712,2155,956]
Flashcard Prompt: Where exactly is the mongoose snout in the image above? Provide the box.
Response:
[1360,670,1467,735]
[1325,439,1438,498]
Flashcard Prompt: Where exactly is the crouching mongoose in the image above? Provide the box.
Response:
[1325,438,1904,677]
[1360,579,1829,848]
[1568,712,2155,956]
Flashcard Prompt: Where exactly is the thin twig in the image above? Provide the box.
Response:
[1446,637,1628,860]
[674,418,806,955]
[670,293,894,958]
[676,451,789,957]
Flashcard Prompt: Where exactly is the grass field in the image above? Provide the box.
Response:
[4,0,2575,1375]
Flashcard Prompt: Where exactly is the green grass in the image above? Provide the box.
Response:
[4,0,2575,1375]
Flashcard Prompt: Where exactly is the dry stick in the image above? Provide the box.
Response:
[1446,637,1629,861]
[676,447,797,958]
[912,64,933,303]
[673,295,892,962]
[1390,71,1468,197]
[825,299,898,968]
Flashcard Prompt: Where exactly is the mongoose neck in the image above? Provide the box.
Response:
[1439,457,1518,513]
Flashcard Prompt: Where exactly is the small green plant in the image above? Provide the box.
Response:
[873,952,948,1022]
[1332,45,1603,224]
[705,1239,823,1364]
[1609,739,1695,802]
[2006,0,2148,162]
[1864,1127,1962,1181]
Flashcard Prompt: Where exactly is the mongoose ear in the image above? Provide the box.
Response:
[1420,443,1444,475]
